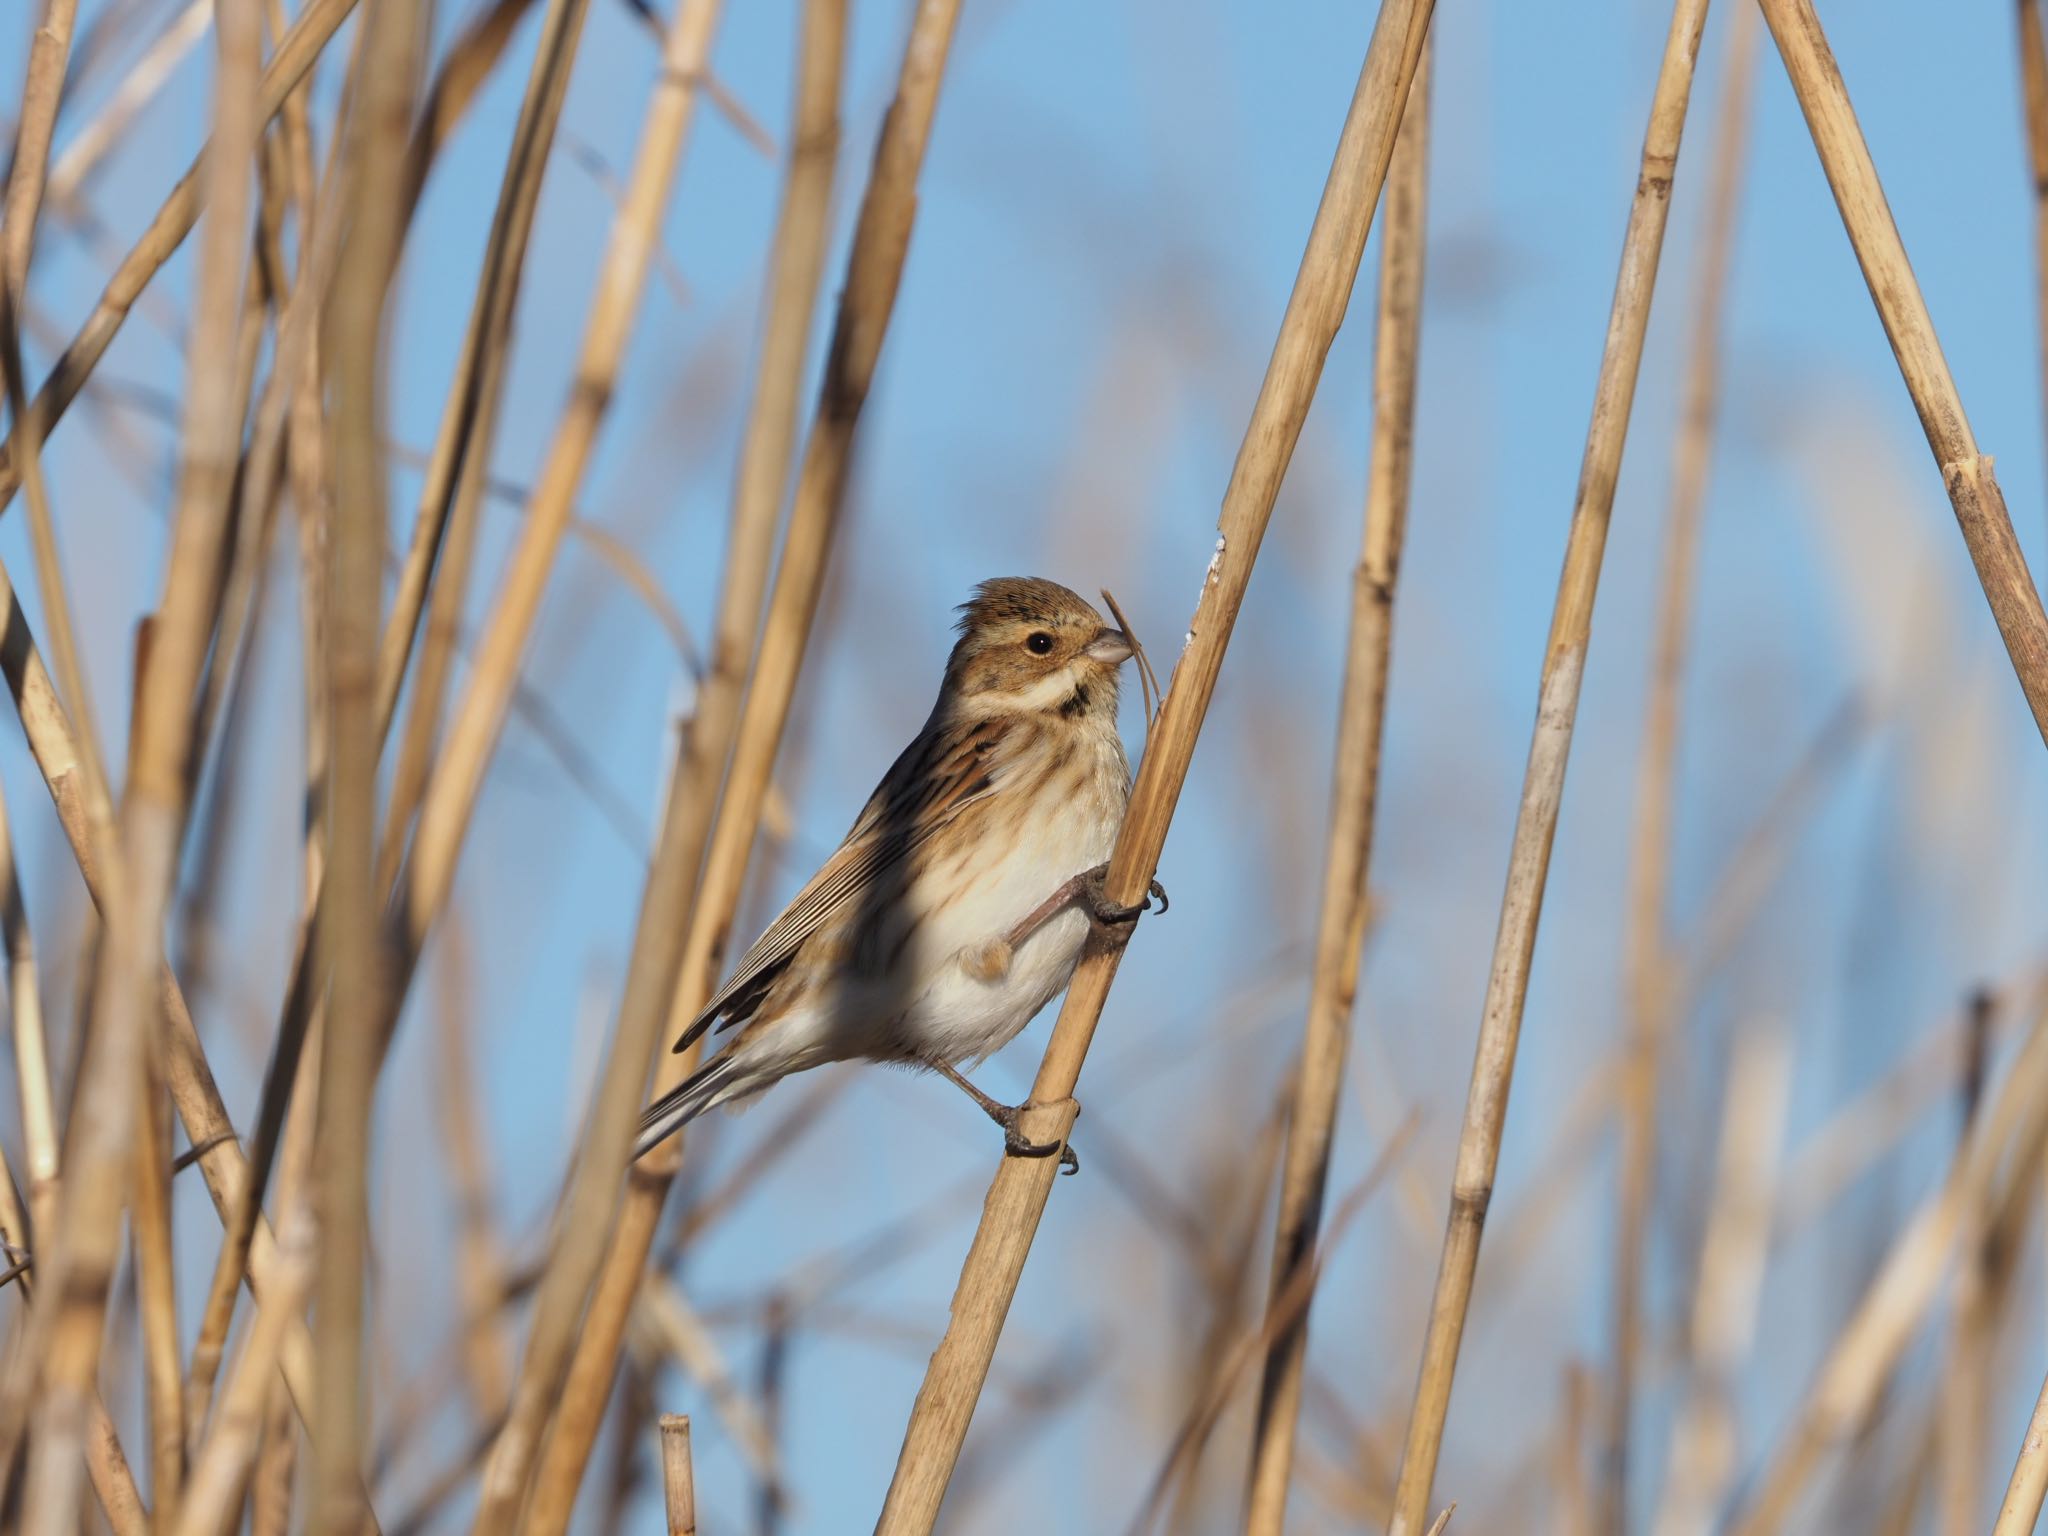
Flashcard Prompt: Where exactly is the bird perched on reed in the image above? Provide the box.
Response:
[635,578,1163,1170]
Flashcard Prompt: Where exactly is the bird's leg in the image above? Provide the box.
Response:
[1001,863,1169,951]
[927,1059,1079,1175]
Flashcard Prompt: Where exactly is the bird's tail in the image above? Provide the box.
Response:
[633,1054,742,1161]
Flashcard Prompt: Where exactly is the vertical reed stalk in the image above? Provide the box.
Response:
[1756,0,2048,744]
[1242,38,1431,1536]
[22,0,264,1520]
[1600,10,1755,1529]
[1385,4,1710,1529]
[659,1414,696,1536]
[2020,0,2048,550]
[312,0,421,1527]
[880,2,1435,1526]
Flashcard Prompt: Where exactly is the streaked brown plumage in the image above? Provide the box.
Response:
[634,578,1143,1161]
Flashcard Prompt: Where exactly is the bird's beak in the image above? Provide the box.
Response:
[1085,628,1133,665]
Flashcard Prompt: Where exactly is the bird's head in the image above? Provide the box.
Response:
[940,577,1131,721]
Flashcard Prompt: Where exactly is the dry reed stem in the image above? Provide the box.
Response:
[0,0,360,511]
[2023,0,2048,551]
[1992,1361,2048,1536]
[1600,11,1756,1529]
[1649,1025,1792,1536]
[1242,37,1430,1535]
[413,4,730,1529]
[1384,3,1709,1529]
[170,1226,315,1536]
[23,0,264,1519]
[880,1,1434,1524]
[312,0,418,1529]
[1727,1002,2048,1536]
[658,1414,696,1536]
[1757,0,2048,745]
[514,0,853,1512]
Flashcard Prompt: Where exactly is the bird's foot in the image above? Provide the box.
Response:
[930,1058,1079,1174]
[997,1106,1080,1176]
[1082,864,1169,928]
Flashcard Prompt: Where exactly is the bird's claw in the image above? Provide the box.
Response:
[1083,867,1169,927]
[999,1109,1080,1175]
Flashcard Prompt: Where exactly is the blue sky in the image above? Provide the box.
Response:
[6,0,2048,1528]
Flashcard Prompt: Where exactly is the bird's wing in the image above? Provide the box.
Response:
[669,714,1007,1056]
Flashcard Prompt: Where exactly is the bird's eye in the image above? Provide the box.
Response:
[1024,631,1054,655]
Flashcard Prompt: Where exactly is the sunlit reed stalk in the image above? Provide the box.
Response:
[1242,36,1430,1536]
[1727,996,2048,1536]
[0,0,361,511]
[313,0,422,1528]
[21,0,264,1520]
[1601,9,1756,1529]
[880,1,1434,1525]
[1385,3,1710,1529]
[1992,1359,2048,1536]
[659,1414,696,1536]
[2021,0,2048,553]
[1756,0,2048,743]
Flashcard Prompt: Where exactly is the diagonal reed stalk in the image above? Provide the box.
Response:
[1241,36,1431,1536]
[1754,0,2048,742]
[1600,8,1757,1529]
[1991,1360,2048,1536]
[878,1,1435,1526]
[1384,2,1711,1528]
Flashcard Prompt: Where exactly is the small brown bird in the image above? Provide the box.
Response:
[635,578,1161,1169]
